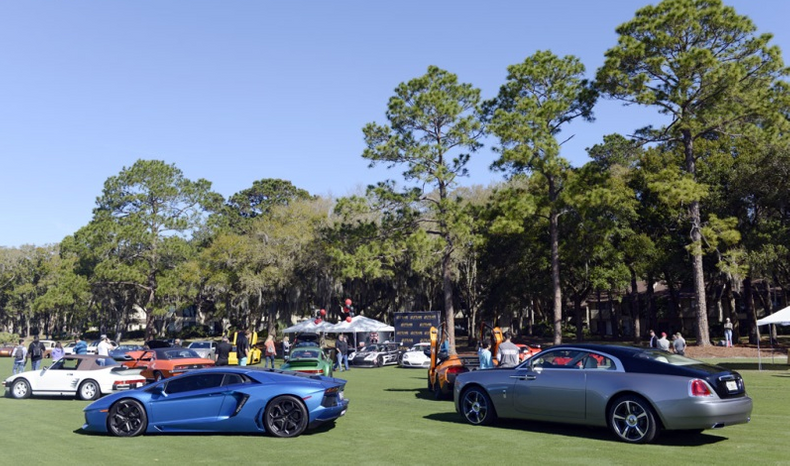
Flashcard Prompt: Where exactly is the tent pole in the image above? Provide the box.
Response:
[757,325,762,371]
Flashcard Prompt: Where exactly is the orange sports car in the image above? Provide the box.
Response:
[122,347,215,382]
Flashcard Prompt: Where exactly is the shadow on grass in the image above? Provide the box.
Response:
[717,362,788,371]
[74,421,338,437]
[423,414,729,446]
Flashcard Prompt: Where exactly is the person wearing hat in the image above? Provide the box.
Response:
[97,335,113,357]
[657,332,670,351]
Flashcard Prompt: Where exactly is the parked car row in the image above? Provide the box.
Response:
[2,333,755,444]
[3,349,349,439]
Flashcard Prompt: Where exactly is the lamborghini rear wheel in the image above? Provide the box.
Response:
[264,395,308,438]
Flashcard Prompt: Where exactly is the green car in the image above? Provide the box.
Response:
[280,345,334,377]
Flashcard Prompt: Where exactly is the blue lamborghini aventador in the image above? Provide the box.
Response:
[82,366,348,438]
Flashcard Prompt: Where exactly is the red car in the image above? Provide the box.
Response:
[122,347,214,382]
[515,343,542,361]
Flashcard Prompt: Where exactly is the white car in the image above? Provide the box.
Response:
[63,341,77,355]
[399,342,432,368]
[3,354,146,400]
[187,340,217,360]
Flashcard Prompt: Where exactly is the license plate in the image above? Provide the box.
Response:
[726,380,738,391]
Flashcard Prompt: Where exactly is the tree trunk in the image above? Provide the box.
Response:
[683,129,711,346]
[442,246,456,355]
[550,199,562,345]
[743,277,758,345]
[630,268,641,344]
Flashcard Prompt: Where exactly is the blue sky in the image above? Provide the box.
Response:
[1,1,788,248]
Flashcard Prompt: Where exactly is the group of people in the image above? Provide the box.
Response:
[11,336,70,375]
[477,330,520,369]
[648,329,687,355]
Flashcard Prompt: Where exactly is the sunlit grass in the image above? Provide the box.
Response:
[1,357,788,466]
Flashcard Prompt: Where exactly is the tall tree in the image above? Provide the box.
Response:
[362,66,484,354]
[597,0,789,346]
[70,160,218,341]
[486,51,596,344]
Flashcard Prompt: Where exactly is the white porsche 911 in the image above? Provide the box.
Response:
[399,342,432,368]
[3,354,146,400]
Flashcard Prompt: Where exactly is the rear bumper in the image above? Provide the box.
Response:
[308,400,349,429]
[657,396,753,430]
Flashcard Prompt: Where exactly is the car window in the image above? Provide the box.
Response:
[161,349,201,359]
[52,358,80,370]
[165,373,225,394]
[530,349,587,369]
[222,373,246,386]
[190,342,210,349]
[635,349,699,366]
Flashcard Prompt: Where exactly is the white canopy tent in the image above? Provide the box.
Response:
[756,305,790,370]
[326,315,395,349]
[282,319,335,334]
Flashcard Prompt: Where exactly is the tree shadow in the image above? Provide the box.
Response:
[717,362,788,371]
[383,387,443,401]
[423,414,728,446]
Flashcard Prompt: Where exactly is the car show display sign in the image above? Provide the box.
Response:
[393,312,440,348]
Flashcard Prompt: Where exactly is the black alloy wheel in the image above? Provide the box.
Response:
[264,395,309,438]
[107,399,148,437]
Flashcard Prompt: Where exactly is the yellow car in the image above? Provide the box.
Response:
[228,331,262,365]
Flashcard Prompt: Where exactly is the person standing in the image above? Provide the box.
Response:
[335,334,349,372]
[237,330,250,366]
[12,339,27,374]
[263,335,276,369]
[51,342,65,362]
[282,336,290,361]
[724,318,734,347]
[215,336,231,366]
[657,332,670,351]
[648,330,658,348]
[496,331,520,368]
[478,339,493,369]
[672,332,687,356]
[97,335,113,357]
[27,336,45,371]
[74,336,88,355]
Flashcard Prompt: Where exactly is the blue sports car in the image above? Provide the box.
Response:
[82,367,349,438]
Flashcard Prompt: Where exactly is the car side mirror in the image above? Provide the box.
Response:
[151,384,166,396]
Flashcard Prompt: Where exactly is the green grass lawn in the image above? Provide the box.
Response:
[1,357,789,466]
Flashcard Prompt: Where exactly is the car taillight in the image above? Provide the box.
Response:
[446,366,467,375]
[690,379,713,397]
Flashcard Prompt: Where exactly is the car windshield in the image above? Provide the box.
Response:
[361,345,378,352]
[189,342,211,349]
[291,349,320,359]
[634,349,701,366]
[161,349,202,359]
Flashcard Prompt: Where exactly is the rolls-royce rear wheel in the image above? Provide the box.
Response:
[608,394,659,444]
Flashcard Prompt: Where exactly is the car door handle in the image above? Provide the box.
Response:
[510,375,536,381]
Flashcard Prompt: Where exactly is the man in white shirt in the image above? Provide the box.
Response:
[97,335,114,357]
